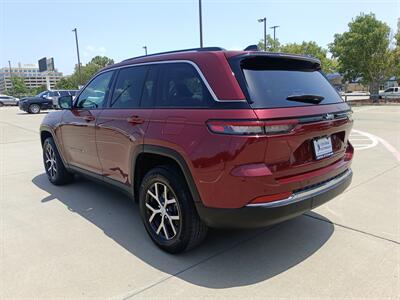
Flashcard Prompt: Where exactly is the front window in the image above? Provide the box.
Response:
[111,66,147,108]
[76,71,113,109]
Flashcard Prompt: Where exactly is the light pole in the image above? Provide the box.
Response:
[143,46,148,55]
[258,17,267,51]
[199,0,203,48]
[270,25,280,49]
[8,60,13,92]
[72,28,82,84]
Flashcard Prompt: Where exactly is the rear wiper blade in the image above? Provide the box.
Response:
[286,94,325,104]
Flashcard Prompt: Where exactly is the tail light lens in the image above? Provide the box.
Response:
[344,141,354,161]
[207,120,297,136]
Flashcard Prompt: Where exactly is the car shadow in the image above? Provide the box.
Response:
[32,173,334,289]
[17,112,48,115]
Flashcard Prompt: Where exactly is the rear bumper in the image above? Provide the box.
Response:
[195,168,352,228]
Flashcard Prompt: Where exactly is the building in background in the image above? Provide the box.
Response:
[0,62,63,94]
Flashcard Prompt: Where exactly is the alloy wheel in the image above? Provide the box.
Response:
[31,104,40,113]
[144,182,181,240]
[45,143,57,180]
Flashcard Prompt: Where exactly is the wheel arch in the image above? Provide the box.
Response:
[40,127,68,167]
[133,145,202,204]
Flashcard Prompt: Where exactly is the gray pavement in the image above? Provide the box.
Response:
[0,106,399,299]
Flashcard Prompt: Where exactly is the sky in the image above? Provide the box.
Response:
[1,0,399,75]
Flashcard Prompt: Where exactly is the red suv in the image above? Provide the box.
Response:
[40,47,353,253]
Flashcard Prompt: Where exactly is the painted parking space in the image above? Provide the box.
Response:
[350,129,400,162]
[349,129,378,150]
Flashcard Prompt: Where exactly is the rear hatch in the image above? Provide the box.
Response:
[229,53,353,187]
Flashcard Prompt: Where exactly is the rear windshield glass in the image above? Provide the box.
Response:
[242,59,343,108]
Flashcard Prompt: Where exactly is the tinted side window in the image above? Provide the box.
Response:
[111,66,147,108]
[157,63,213,108]
[76,71,114,109]
[59,91,69,97]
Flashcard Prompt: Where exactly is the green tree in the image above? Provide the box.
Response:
[394,22,400,78]
[10,76,28,97]
[258,34,281,52]
[280,41,338,73]
[55,55,115,89]
[89,56,114,68]
[329,13,393,98]
[32,84,48,95]
[55,77,76,90]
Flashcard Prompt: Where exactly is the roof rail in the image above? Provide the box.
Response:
[122,47,225,62]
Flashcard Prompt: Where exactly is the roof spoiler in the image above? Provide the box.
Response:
[244,45,260,51]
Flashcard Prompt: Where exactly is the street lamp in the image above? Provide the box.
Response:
[143,46,148,56]
[72,28,82,84]
[258,17,267,51]
[199,0,203,48]
[8,60,13,92]
[270,25,280,49]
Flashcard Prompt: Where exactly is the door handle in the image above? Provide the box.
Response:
[84,115,95,122]
[127,116,144,124]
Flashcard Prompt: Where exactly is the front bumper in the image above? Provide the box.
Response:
[195,168,352,228]
[19,102,29,111]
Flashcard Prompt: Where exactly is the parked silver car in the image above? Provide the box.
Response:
[0,95,19,106]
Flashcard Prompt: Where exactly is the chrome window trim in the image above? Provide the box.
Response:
[95,60,247,103]
[246,169,352,208]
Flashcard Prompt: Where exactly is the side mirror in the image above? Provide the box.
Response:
[58,95,73,109]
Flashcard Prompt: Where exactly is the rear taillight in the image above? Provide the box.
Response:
[344,141,354,161]
[207,120,297,136]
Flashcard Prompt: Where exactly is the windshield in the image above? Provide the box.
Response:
[37,91,48,97]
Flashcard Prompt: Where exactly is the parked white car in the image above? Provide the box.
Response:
[380,87,400,99]
[0,94,19,106]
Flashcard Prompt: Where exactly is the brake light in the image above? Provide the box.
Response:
[344,141,354,161]
[207,120,297,136]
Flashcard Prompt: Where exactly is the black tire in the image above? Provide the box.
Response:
[139,165,208,253]
[42,137,74,185]
[0,102,4,107]
[29,103,41,114]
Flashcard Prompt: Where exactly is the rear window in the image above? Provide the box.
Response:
[241,57,344,108]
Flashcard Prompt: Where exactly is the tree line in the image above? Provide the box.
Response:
[8,13,399,99]
[259,13,400,98]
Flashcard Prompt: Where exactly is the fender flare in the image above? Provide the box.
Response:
[40,125,69,167]
[136,145,202,203]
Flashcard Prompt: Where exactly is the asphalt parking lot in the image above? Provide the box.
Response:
[1,105,399,299]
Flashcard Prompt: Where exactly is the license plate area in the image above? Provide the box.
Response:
[313,136,333,160]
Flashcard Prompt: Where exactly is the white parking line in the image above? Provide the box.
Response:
[350,129,400,162]
[350,129,378,150]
